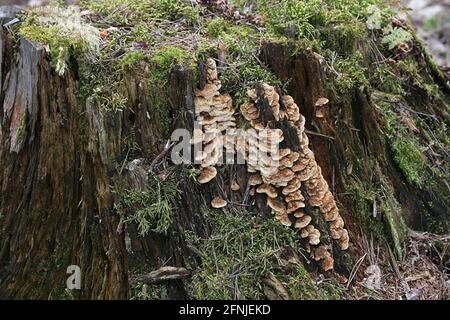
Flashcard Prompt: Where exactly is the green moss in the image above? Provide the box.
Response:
[16,112,27,142]
[120,51,147,71]
[391,139,426,187]
[321,20,367,55]
[423,208,450,234]
[285,266,344,300]
[206,18,229,38]
[259,0,327,40]
[149,46,195,83]
[377,99,428,187]
[204,21,283,106]
[332,52,369,97]
[81,0,201,26]
[153,0,203,23]
[348,174,385,239]
[347,160,408,258]
[114,173,181,236]
[187,206,299,299]
[17,6,99,76]
[257,0,388,46]
[132,283,169,300]
[370,64,406,96]
[381,197,408,258]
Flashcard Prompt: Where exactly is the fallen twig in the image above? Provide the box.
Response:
[131,266,191,285]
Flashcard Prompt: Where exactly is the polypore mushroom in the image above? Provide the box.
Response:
[315,97,329,118]
[300,228,309,238]
[313,246,334,271]
[248,174,263,186]
[280,152,300,168]
[198,113,217,126]
[338,229,349,250]
[203,137,221,155]
[231,181,240,191]
[191,128,204,145]
[322,256,334,272]
[319,191,336,213]
[197,167,217,184]
[240,82,349,269]
[330,216,344,230]
[201,149,221,168]
[211,197,227,209]
[206,58,218,81]
[273,148,291,161]
[196,83,220,100]
[330,228,343,240]
[282,95,301,122]
[313,245,330,261]
[285,190,305,202]
[282,177,302,195]
[315,97,329,107]
[264,168,295,187]
[275,213,292,227]
[294,215,312,229]
[308,227,321,246]
[323,207,339,222]
[287,200,306,213]
[295,165,314,181]
[257,183,278,198]
[267,198,286,213]
[293,210,304,218]
[240,103,260,121]
[292,158,311,172]
[304,225,321,245]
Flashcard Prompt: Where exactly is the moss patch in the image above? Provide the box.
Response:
[186,206,300,299]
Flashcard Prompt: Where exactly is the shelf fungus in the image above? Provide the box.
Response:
[314,97,329,119]
[231,180,240,191]
[211,197,228,209]
[197,166,217,184]
[240,83,350,272]
[194,58,236,183]
[194,58,348,271]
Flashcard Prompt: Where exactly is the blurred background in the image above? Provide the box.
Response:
[404,0,450,68]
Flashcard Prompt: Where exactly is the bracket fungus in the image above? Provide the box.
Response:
[194,58,349,271]
[239,83,350,272]
[211,197,228,209]
[194,58,236,183]
[314,97,329,119]
[231,180,240,191]
[197,166,217,184]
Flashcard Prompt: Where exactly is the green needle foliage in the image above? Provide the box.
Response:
[115,173,181,236]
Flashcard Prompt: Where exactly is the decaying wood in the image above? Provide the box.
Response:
[131,266,191,285]
[0,10,448,299]
[262,273,290,300]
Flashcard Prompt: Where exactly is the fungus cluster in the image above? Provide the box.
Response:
[192,58,349,271]
[240,84,349,271]
[194,58,236,187]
